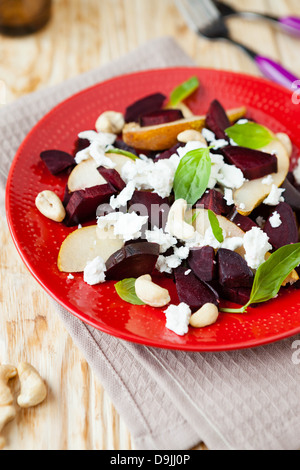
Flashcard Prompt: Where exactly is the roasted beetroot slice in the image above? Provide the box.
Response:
[40,150,75,175]
[174,266,219,312]
[205,99,231,140]
[105,242,159,280]
[154,143,184,161]
[97,166,126,192]
[263,202,299,250]
[217,248,254,288]
[216,284,251,306]
[188,246,217,282]
[139,109,184,127]
[221,146,278,180]
[124,93,166,123]
[64,183,116,226]
[228,209,258,232]
[73,137,90,156]
[63,184,72,208]
[196,189,230,215]
[113,139,138,156]
[281,178,300,211]
[129,190,170,229]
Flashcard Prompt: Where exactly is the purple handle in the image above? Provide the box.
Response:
[279,16,300,36]
[255,55,298,90]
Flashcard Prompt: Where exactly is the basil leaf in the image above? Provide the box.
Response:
[169,76,200,107]
[115,278,145,305]
[106,148,138,160]
[221,243,300,313]
[225,122,273,149]
[173,148,211,205]
[208,210,224,243]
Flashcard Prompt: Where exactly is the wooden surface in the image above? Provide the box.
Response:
[0,0,299,451]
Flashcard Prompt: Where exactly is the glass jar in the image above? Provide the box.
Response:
[0,0,52,36]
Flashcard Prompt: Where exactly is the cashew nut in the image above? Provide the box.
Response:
[166,199,195,241]
[35,190,66,222]
[276,132,293,157]
[135,274,171,307]
[189,303,219,328]
[0,405,16,449]
[177,130,207,145]
[95,111,125,134]
[17,363,47,408]
[0,365,17,449]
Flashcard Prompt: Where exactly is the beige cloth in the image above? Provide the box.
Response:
[2,37,300,450]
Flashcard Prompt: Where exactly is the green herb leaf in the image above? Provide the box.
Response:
[208,210,224,243]
[173,148,211,205]
[225,122,273,149]
[221,243,300,314]
[169,76,200,107]
[106,148,138,160]
[115,278,145,305]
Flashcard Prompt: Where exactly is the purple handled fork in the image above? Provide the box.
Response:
[175,0,299,90]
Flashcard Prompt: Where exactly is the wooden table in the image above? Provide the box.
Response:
[0,0,299,451]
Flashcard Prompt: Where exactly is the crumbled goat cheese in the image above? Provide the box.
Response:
[67,274,74,280]
[208,154,225,189]
[156,246,190,273]
[256,216,265,228]
[263,184,285,206]
[216,164,245,189]
[177,141,207,159]
[109,181,135,210]
[164,303,192,336]
[262,174,274,185]
[83,256,106,285]
[75,130,116,167]
[184,269,191,276]
[145,226,177,254]
[243,227,272,270]
[269,211,282,228]
[121,154,180,198]
[293,158,300,185]
[221,237,244,251]
[97,211,148,242]
[223,188,234,206]
[201,128,228,150]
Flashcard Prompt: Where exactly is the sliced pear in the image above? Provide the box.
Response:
[107,152,137,174]
[233,133,290,216]
[122,107,247,151]
[67,158,106,192]
[57,225,124,273]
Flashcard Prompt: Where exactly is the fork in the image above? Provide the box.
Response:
[215,1,300,37]
[175,0,298,90]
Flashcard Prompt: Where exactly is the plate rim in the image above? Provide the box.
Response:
[5,66,300,352]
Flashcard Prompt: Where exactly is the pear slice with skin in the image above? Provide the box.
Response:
[122,106,247,151]
[233,133,290,216]
[57,225,124,273]
[67,158,106,192]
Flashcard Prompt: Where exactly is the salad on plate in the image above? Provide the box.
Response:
[34,76,300,337]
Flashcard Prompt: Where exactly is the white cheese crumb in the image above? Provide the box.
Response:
[78,224,82,229]
[269,211,282,228]
[223,188,234,206]
[184,269,191,276]
[262,174,274,185]
[263,184,285,206]
[216,163,245,189]
[256,216,265,228]
[109,181,135,210]
[201,128,228,150]
[145,226,177,254]
[243,227,272,270]
[97,211,148,242]
[83,256,106,285]
[164,303,192,336]
[67,274,74,280]
[75,130,116,167]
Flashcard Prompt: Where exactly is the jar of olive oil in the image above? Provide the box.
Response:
[0,0,52,36]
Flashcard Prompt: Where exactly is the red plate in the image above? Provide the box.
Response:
[6,67,300,351]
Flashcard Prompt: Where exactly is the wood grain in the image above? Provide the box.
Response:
[0,0,299,450]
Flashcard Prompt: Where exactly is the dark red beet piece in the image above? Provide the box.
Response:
[263,202,299,250]
[154,143,184,161]
[174,266,219,312]
[205,99,231,140]
[113,139,138,156]
[105,242,159,280]
[129,190,170,229]
[63,184,72,208]
[196,189,230,215]
[217,248,254,288]
[188,246,217,282]
[216,284,251,306]
[281,178,300,211]
[221,146,278,180]
[73,137,90,156]
[139,109,184,127]
[228,209,258,232]
[64,184,116,226]
[97,166,126,192]
[124,93,166,123]
[40,150,75,175]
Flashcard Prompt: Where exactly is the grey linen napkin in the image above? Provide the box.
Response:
[2,37,300,451]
